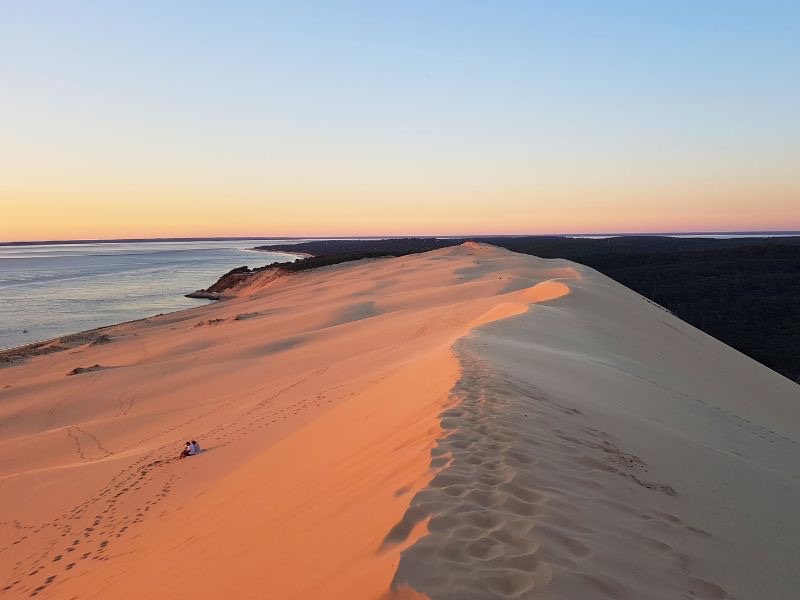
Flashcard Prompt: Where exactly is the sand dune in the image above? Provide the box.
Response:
[1,243,798,599]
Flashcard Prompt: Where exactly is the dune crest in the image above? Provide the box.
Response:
[520,279,571,303]
[389,250,800,600]
[0,244,573,599]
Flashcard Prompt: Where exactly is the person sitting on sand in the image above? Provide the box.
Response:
[191,440,201,454]
[179,441,196,459]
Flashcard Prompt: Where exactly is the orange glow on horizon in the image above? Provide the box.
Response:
[3,180,798,242]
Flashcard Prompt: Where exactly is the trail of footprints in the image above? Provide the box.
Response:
[2,455,180,597]
[1,365,347,598]
[389,340,733,600]
[636,376,799,455]
[692,392,798,449]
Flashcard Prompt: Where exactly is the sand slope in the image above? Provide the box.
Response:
[1,243,798,599]
[392,258,800,600]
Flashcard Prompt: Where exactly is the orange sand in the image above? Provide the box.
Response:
[0,243,574,599]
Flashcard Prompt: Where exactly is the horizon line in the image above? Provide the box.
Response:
[3,230,800,246]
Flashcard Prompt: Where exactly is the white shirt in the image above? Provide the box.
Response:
[191,442,201,454]
[185,444,196,456]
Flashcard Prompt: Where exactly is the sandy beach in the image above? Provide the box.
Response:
[1,243,798,599]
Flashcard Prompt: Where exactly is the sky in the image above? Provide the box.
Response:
[1,1,799,241]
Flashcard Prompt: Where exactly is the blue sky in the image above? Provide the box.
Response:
[2,1,799,239]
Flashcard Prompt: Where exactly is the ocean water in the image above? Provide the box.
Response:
[0,240,303,350]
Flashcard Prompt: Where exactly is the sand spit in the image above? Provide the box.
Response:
[1,243,798,599]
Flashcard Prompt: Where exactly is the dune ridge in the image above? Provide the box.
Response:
[1,243,576,599]
[390,253,800,600]
[1,243,798,599]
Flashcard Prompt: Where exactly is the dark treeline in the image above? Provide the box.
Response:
[266,251,399,272]
[257,237,800,383]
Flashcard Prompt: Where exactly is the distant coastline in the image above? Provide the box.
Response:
[247,247,314,258]
[3,231,800,246]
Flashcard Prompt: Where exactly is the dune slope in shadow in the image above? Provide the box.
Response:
[391,254,800,600]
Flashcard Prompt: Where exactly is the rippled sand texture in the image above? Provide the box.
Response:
[392,256,800,599]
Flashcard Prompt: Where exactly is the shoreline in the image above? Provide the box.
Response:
[0,304,208,365]
[0,249,307,359]
[247,246,315,258]
[0,249,390,363]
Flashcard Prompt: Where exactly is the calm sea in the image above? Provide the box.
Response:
[0,239,303,350]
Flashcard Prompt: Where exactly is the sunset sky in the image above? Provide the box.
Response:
[2,1,799,241]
